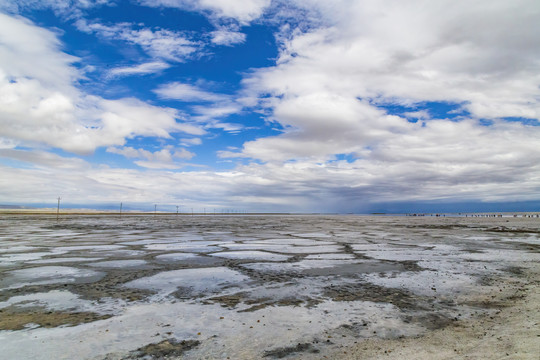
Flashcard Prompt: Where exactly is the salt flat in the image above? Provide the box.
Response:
[0,214,538,359]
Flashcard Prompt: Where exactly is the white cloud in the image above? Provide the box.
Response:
[236,0,540,162]
[75,19,199,62]
[2,2,540,210]
[211,0,540,207]
[0,148,89,170]
[139,0,271,24]
[154,82,244,131]
[106,146,195,169]
[210,30,246,46]
[2,144,539,212]
[0,13,78,91]
[154,82,227,102]
[106,61,170,78]
[180,137,202,146]
[0,14,204,154]
[0,0,113,19]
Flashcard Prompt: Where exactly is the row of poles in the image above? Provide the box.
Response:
[55,198,245,220]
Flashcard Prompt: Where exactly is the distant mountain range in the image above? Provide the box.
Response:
[0,205,35,209]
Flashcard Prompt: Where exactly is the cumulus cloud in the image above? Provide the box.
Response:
[154,82,227,102]
[0,13,204,154]
[235,0,540,161]
[210,29,246,46]
[139,0,271,24]
[213,0,540,207]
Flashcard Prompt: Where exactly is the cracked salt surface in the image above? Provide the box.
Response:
[222,242,342,254]
[0,215,538,359]
[0,266,105,289]
[209,251,291,261]
[0,299,422,360]
[28,257,104,264]
[243,259,404,277]
[0,290,125,315]
[154,252,200,261]
[87,260,148,268]
[362,270,478,297]
[144,242,222,253]
[55,245,126,252]
[124,267,251,298]
[305,253,356,260]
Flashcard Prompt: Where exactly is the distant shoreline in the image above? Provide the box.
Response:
[0,209,538,217]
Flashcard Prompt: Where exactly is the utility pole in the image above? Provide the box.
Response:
[176,205,179,215]
[56,197,61,221]
[154,204,157,216]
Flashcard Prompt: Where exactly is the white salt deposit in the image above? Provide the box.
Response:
[0,266,105,289]
[0,290,125,315]
[28,257,104,264]
[0,299,422,360]
[1,215,538,360]
[124,267,250,297]
[362,270,478,297]
[0,252,57,266]
[251,238,336,246]
[88,260,148,268]
[461,249,540,262]
[242,259,360,273]
[154,252,200,261]
[0,245,40,253]
[305,253,357,260]
[209,251,291,261]
[145,242,222,253]
[222,242,342,254]
[56,245,125,252]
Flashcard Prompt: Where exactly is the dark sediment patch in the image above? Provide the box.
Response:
[114,339,200,359]
[398,260,424,272]
[263,342,319,358]
[486,226,540,234]
[72,270,159,302]
[239,298,310,312]
[323,282,423,310]
[504,266,525,276]
[0,307,112,330]
[402,312,455,330]
[205,292,312,312]
[301,262,406,277]
[205,293,244,308]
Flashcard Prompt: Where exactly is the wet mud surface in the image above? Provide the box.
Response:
[0,214,539,359]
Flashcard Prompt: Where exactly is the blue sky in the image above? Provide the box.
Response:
[0,0,539,213]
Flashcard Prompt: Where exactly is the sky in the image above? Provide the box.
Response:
[0,0,539,213]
